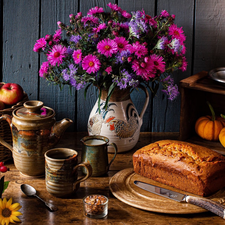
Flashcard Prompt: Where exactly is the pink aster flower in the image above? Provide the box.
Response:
[81,16,99,25]
[121,10,131,19]
[93,23,107,33]
[131,58,154,80]
[105,66,112,74]
[47,45,67,66]
[179,57,188,71]
[168,24,186,43]
[114,37,129,53]
[149,54,166,73]
[97,38,118,57]
[161,10,170,17]
[39,61,49,77]
[130,42,148,58]
[33,38,47,52]
[107,3,122,12]
[72,49,82,64]
[87,6,104,15]
[82,54,101,74]
[53,29,62,43]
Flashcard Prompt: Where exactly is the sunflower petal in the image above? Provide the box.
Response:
[0,199,3,209]
[12,211,22,216]
[9,203,21,211]
[10,215,21,222]
[2,198,7,207]
[6,198,12,208]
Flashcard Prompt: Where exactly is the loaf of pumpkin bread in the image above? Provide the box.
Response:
[133,140,225,196]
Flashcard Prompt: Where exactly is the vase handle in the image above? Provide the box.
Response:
[138,84,149,120]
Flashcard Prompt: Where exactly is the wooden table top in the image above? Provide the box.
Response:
[3,132,225,225]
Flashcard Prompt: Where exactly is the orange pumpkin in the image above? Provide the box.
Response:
[219,127,225,147]
[195,102,225,141]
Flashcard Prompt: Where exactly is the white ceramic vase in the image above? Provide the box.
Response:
[87,86,149,153]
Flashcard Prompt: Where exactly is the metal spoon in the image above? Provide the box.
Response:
[21,184,58,212]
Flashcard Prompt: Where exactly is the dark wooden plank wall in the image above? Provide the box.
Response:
[1,0,225,132]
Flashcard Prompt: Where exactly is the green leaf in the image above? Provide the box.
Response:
[3,181,9,194]
[104,83,116,110]
[0,176,4,198]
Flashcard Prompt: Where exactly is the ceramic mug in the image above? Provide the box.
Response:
[45,148,92,198]
[81,135,117,176]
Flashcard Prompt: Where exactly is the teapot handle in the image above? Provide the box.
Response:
[0,115,13,152]
[0,135,13,152]
[138,84,149,120]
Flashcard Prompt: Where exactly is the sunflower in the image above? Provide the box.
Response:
[0,198,22,225]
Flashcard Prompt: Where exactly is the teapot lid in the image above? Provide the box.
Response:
[14,100,54,120]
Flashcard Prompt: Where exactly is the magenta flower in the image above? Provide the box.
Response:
[87,6,104,15]
[53,29,62,43]
[107,3,122,12]
[47,45,67,66]
[168,24,186,43]
[114,37,129,53]
[97,38,118,57]
[130,42,148,58]
[105,66,112,74]
[81,16,99,25]
[179,57,188,72]
[33,38,47,52]
[131,58,154,80]
[93,23,107,33]
[72,49,82,64]
[149,54,166,73]
[39,61,49,77]
[82,54,101,74]
[161,10,170,17]
[122,10,131,19]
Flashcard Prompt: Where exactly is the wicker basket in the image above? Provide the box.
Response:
[0,92,28,162]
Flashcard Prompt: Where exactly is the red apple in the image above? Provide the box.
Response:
[0,83,24,105]
[0,101,5,110]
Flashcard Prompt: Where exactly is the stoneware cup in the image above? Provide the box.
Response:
[80,135,117,176]
[45,148,92,198]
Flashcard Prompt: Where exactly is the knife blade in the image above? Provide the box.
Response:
[134,180,225,219]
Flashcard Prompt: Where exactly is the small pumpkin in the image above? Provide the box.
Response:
[219,114,225,147]
[195,102,225,141]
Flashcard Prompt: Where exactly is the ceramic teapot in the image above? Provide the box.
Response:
[0,100,73,177]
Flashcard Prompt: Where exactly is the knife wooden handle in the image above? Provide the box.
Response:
[185,195,225,219]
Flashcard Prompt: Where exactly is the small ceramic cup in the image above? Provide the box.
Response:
[45,148,92,198]
[80,135,117,176]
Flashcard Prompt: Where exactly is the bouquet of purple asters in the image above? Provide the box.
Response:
[33,2,187,102]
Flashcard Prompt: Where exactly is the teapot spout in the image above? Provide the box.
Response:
[49,118,73,147]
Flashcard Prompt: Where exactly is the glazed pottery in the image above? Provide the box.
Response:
[87,86,149,152]
[81,135,117,176]
[45,148,92,198]
[0,100,73,176]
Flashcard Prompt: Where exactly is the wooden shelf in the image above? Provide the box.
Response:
[179,71,225,151]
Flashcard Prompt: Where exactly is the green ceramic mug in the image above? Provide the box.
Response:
[81,135,117,176]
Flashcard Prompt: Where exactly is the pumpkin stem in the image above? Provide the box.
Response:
[207,101,216,121]
[221,114,225,119]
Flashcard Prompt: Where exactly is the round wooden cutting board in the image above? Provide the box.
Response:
[109,168,225,214]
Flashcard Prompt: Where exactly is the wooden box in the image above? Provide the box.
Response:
[179,71,225,142]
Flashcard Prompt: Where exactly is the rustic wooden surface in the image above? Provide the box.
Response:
[3,132,225,225]
[3,0,224,133]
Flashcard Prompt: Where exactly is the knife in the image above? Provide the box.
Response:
[134,180,225,219]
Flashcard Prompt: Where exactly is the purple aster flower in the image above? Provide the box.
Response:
[155,36,168,50]
[169,38,183,54]
[161,75,180,100]
[67,46,74,55]
[70,35,82,44]
[69,64,78,76]
[62,69,70,81]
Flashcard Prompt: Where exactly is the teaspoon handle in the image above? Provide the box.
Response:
[35,195,58,212]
